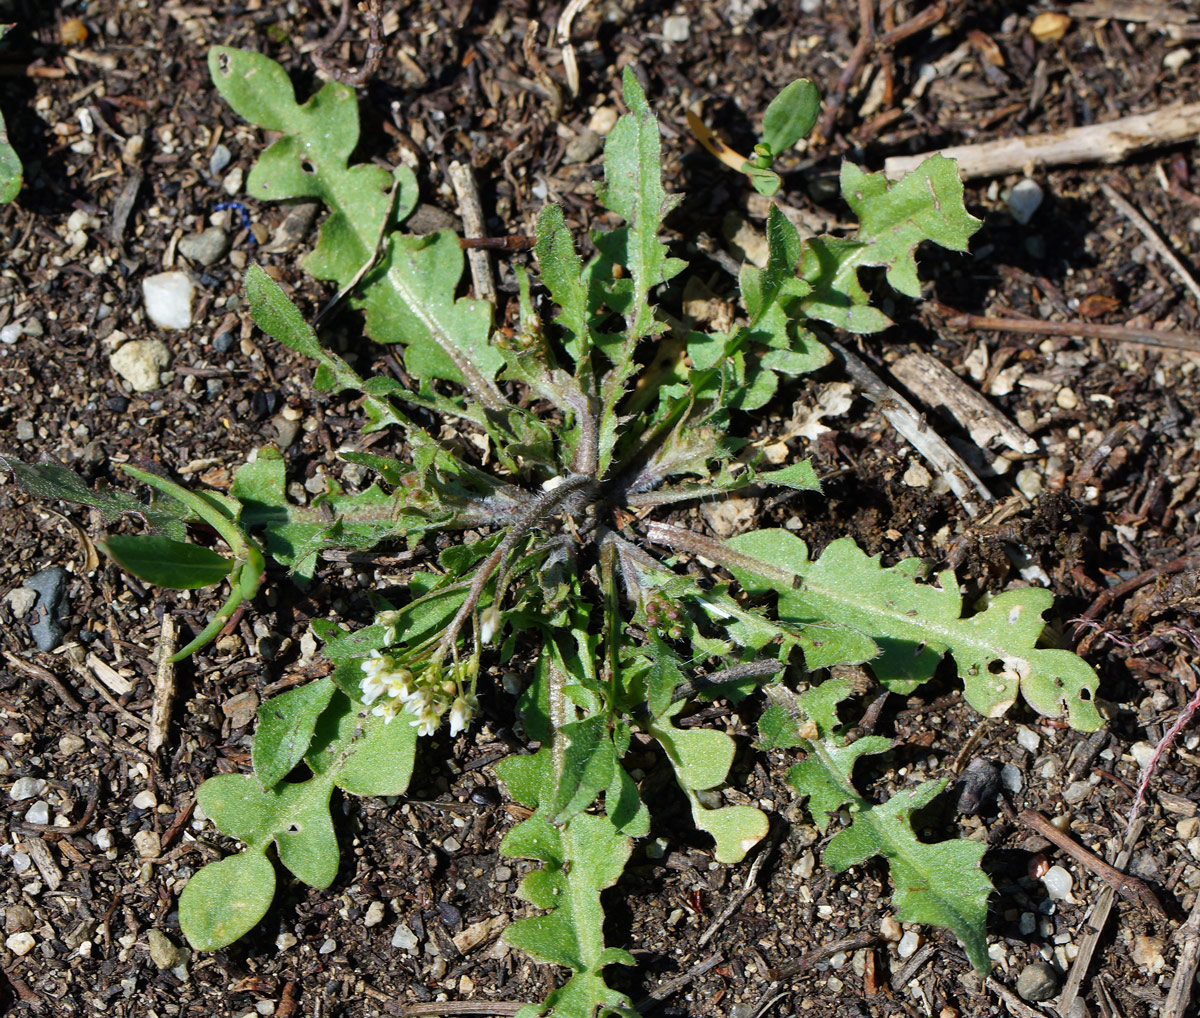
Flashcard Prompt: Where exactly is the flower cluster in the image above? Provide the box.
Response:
[359,651,476,737]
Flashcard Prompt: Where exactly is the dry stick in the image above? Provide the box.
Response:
[814,0,875,148]
[831,341,993,516]
[447,161,496,306]
[555,0,595,97]
[147,614,176,755]
[3,651,83,711]
[885,102,1200,180]
[1101,182,1200,306]
[634,951,725,1011]
[1018,809,1166,918]
[932,302,1200,355]
[987,977,1053,1018]
[889,350,1037,455]
[1163,887,1200,1018]
[1072,551,1200,651]
[888,940,937,990]
[311,0,384,87]
[1058,817,1147,1018]
[1067,2,1195,25]
[772,932,881,982]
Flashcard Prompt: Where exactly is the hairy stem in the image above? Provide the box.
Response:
[644,520,798,590]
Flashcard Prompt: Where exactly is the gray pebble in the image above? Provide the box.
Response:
[209,143,232,177]
[4,905,35,933]
[211,331,234,354]
[564,129,603,165]
[22,801,49,825]
[21,567,70,651]
[1016,961,1060,1002]
[148,929,186,970]
[9,776,48,802]
[178,226,230,267]
[14,420,33,442]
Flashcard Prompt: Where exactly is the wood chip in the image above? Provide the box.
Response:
[890,352,1037,456]
[885,103,1200,180]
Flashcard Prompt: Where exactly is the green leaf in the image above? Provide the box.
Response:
[178,850,276,951]
[761,79,821,155]
[498,749,636,1018]
[253,678,338,789]
[0,104,21,204]
[649,703,769,863]
[744,163,781,196]
[535,204,589,360]
[776,680,993,973]
[209,47,506,409]
[553,715,617,824]
[798,155,981,333]
[99,535,234,590]
[727,530,1102,730]
[2,456,189,541]
[180,692,415,951]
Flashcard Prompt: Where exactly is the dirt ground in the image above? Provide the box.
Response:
[1,1,1200,1016]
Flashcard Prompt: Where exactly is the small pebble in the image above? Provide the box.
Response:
[22,801,49,825]
[1019,912,1036,935]
[563,129,602,165]
[364,902,386,928]
[588,106,618,135]
[275,931,298,950]
[1016,726,1041,753]
[132,790,157,810]
[93,828,113,851]
[1000,762,1023,793]
[142,270,194,330]
[1131,934,1165,974]
[0,322,22,344]
[897,930,922,959]
[318,938,336,955]
[1063,780,1091,804]
[1164,48,1192,71]
[10,853,31,875]
[12,420,32,442]
[212,331,235,354]
[110,338,171,392]
[442,837,461,854]
[1130,741,1155,768]
[1007,178,1044,225]
[58,734,85,757]
[880,917,902,942]
[5,931,34,956]
[493,865,512,882]
[5,905,35,933]
[1041,865,1076,902]
[222,166,244,196]
[1055,387,1078,410]
[22,567,70,652]
[178,226,229,267]
[662,14,690,41]
[134,830,161,859]
[391,923,418,951]
[9,777,48,802]
[1016,960,1060,1002]
[209,143,232,177]
[148,929,185,970]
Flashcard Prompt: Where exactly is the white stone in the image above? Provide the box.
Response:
[5,932,34,956]
[132,790,157,810]
[0,322,22,344]
[58,734,86,756]
[22,801,49,825]
[318,938,336,955]
[1130,741,1155,768]
[110,339,170,392]
[1016,725,1041,753]
[391,922,418,951]
[1000,762,1023,793]
[9,777,47,801]
[141,271,194,330]
[588,107,618,135]
[662,14,689,41]
[93,828,113,851]
[133,830,161,859]
[275,931,298,950]
[1016,467,1043,501]
[364,902,386,927]
[1164,48,1192,71]
[1042,865,1077,902]
[1007,178,1044,225]
[897,930,921,959]
[880,917,902,942]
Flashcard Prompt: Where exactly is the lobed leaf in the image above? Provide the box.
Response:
[728,530,1102,730]
[770,680,993,973]
[179,691,415,951]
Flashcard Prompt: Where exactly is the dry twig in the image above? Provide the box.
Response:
[311,0,384,87]
[1101,182,1200,307]
[148,614,176,754]
[448,161,496,305]
[1018,809,1165,918]
[1164,887,1200,1018]
[886,103,1200,179]
[932,302,1200,355]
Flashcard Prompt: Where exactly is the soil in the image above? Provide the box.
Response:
[1,2,1199,1017]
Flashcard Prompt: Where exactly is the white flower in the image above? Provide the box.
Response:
[448,695,476,737]
[410,709,439,737]
[371,699,400,724]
